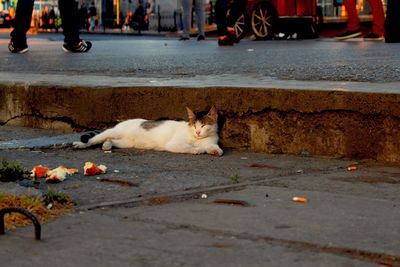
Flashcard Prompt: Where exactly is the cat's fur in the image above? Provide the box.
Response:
[72,106,223,156]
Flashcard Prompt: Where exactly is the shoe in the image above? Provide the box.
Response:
[218,35,234,46]
[197,35,205,41]
[363,33,384,41]
[8,41,29,54]
[179,37,190,41]
[334,29,362,40]
[62,40,92,53]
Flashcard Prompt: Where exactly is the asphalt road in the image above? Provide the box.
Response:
[1,32,400,83]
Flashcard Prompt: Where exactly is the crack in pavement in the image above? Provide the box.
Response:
[124,216,400,266]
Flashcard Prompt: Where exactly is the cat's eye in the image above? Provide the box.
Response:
[201,125,205,128]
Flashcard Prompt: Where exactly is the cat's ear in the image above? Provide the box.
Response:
[207,105,218,119]
[186,107,196,122]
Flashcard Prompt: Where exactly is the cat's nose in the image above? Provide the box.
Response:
[196,131,201,136]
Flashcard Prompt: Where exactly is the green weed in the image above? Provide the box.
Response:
[230,174,241,184]
[42,187,71,205]
[22,196,42,207]
[0,159,29,182]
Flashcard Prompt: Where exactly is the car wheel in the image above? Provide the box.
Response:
[251,2,276,40]
[227,8,247,40]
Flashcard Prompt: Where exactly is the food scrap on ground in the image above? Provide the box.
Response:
[45,166,78,183]
[30,165,49,179]
[347,165,358,171]
[84,162,107,176]
[292,197,308,203]
[30,165,78,183]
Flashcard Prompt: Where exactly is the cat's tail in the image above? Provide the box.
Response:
[80,130,102,144]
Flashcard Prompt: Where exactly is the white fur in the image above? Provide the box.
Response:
[73,108,223,156]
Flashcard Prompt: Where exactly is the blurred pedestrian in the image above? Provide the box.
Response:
[215,0,246,46]
[40,6,51,29]
[7,5,16,26]
[88,2,97,31]
[146,0,154,16]
[49,7,56,29]
[133,0,145,33]
[180,0,206,41]
[123,10,133,31]
[8,0,92,53]
[385,0,400,43]
[78,4,88,30]
[334,0,384,41]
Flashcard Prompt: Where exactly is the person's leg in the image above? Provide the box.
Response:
[385,0,400,42]
[343,0,360,31]
[10,0,35,46]
[58,0,80,45]
[367,0,384,36]
[215,0,228,36]
[181,0,192,38]
[226,0,246,27]
[194,0,205,37]
[59,0,92,52]
[334,0,362,39]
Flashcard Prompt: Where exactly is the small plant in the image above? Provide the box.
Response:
[21,195,42,207]
[0,192,5,203]
[230,174,241,184]
[0,159,29,182]
[42,187,71,205]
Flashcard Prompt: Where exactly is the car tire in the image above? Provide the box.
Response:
[251,2,276,40]
[227,7,247,40]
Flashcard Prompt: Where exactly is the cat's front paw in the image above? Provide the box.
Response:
[207,147,223,157]
[192,147,204,155]
[72,141,87,149]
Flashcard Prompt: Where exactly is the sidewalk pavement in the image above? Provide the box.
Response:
[0,126,400,266]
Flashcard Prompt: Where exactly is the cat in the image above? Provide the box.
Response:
[72,106,223,156]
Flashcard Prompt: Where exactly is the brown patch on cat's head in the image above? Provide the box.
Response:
[186,106,218,126]
[141,120,164,130]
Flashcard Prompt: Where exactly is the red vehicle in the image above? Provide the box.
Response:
[229,0,323,40]
[0,11,12,28]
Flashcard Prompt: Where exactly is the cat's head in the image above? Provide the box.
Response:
[186,106,218,139]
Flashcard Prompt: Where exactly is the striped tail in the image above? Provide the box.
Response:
[80,130,102,143]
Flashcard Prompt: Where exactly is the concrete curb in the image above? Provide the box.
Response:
[1,75,400,163]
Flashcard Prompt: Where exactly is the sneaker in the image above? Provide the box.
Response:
[197,35,205,41]
[8,41,29,54]
[334,29,362,40]
[363,33,384,41]
[62,40,92,53]
[179,36,190,41]
[218,35,234,46]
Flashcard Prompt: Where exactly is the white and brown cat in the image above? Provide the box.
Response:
[72,106,223,156]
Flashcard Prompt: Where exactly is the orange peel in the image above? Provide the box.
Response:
[84,162,107,176]
[30,165,49,179]
[292,197,308,203]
